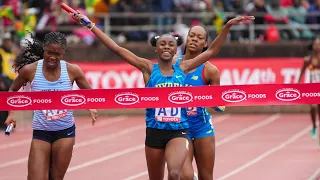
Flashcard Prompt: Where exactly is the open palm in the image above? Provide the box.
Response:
[227,16,255,25]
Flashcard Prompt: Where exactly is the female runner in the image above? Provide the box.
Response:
[298,35,320,144]
[72,12,253,180]
[170,19,250,180]
[4,32,98,180]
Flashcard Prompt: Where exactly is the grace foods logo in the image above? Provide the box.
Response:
[275,88,300,102]
[168,91,193,104]
[7,95,32,107]
[61,94,86,106]
[221,89,247,103]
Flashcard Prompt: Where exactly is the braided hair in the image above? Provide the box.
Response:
[13,32,67,73]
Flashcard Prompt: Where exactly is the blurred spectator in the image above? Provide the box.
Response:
[307,0,320,34]
[0,33,15,130]
[125,0,150,41]
[0,72,11,130]
[109,0,131,39]
[246,0,268,38]
[152,0,173,34]
[287,0,314,40]
[266,0,297,40]
[92,0,111,26]
[281,0,293,7]
[214,0,235,12]
[0,33,16,81]
[173,0,193,12]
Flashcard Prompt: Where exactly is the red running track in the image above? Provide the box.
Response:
[0,114,319,180]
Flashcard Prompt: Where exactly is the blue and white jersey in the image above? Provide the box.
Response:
[31,60,74,131]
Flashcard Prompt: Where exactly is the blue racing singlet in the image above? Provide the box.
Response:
[176,56,211,125]
[145,63,189,130]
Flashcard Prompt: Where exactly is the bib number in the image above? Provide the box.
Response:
[186,107,198,116]
[155,107,181,122]
[42,109,68,120]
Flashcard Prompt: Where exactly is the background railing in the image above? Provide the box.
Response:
[2,11,320,43]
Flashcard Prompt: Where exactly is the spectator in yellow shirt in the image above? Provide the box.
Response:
[0,34,16,81]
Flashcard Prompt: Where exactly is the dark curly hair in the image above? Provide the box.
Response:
[13,32,67,72]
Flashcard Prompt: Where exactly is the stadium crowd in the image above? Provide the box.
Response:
[1,0,320,45]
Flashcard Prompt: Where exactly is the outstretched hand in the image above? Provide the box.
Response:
[226,16,255,26]
[89,109,98,126]
[71,10,91,26]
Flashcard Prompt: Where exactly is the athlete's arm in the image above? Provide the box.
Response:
[297,56,309,83]
[179,16,254,72]
[8,65,32,92]
[68,63,91,89]
[72,12,153,74]
[5,64,33,127]
[67,63,98,125]
[205,63,220,86]
[205,63,225,112]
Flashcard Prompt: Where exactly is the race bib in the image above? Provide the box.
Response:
[42,109,68,120]
[186,107,198,116]
[311,70,320,83]
[155,107,181,123]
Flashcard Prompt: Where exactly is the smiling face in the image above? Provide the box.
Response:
[43,43,65,69]
[155,34,177,61]
[185,26,208,54]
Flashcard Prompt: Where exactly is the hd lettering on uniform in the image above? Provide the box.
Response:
[157,108,179,116]
[155,107,181,122]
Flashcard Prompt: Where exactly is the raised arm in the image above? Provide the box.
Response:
[180,16,254,73]
[72,12,153,74]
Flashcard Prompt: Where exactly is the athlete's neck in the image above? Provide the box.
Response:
[184,51,201,61]
[158,59,173,71]
[43,62,61,74]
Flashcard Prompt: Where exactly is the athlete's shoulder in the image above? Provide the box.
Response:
[17,61,37,81]
[66,62,84,74]
[20,61,38,73]
[204,62,219,73]
[172,55,182,64]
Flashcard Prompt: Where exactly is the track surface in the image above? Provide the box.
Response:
[0,114,320,180]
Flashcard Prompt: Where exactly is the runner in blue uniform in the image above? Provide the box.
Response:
[173,19,251,180]
[4,32,98,180]
[72,12,254,180]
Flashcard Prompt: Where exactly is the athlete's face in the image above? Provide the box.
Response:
[313,38,320,52]
[186,26,207,53]
[43,43,65,69]
[156,35,177,61]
